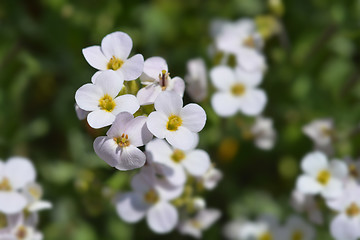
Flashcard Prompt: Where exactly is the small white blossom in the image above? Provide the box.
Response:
[296,151,348,199]
[303,118,334,153]
[210,66,266,117]
[136,57,185,105]
[344,157,360,183]
[0,213,42,240]
[93,112,153,171]
[23,183,52,212]
[147,91,206,150]
[279,215,315,240]
[290,190,323,225]
[82,31,144,81]
[199,165,223,190]
[75,70,140,129]
[251,117,276,150]
[184,58,208,102]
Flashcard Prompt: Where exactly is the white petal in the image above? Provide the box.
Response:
[156,179,184,201]
[0,192,27,214]
[117,145,146,171]
[165,126,196,150]
[91,71,103,84]
[147,201,178,233]
[0,161,4,179]
[154,91,183,116]
[75,84,103,111]
[28,201,52,212]
[82,46,107,70]
[236,48,266,72]
[136,85,162,105]
[239,89,267,116]
[87,110,115,129]
[112,94,140,115]
[93,136,120,167]
[322,178,343,199]
[131,170,154,193]
[330,214,360,240]
[210,66,235,91]
[146,139,174,160]
[120,54,144,81]
[180,103,206,132]
[115,192,147,223]
[329,159,348,179]
[147,112,168,138]
[106,112,134,138]
[124,116,153,147]
[235,67,263,87]
[203,168,223,190]
[95,70,124,98]
[141,57,168,80]
[171,77,185,97]
[5,157,36,189]
[75,104,89,120]
[196,209,221,229]
[182,150,210,176]
[296,175,322,195]
[101,31,132,60]
[211,92,239,117]
[301,151,328,176]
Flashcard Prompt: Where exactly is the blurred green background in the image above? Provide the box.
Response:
[1,0,360,239]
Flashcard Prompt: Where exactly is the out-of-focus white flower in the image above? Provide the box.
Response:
[23,183,52,212]
[0,157,35,214]
[303,118,334,153]
[279,215,315,240]
[0,213,42,240]
[290,190,323,225]
[114,168,181,234]
[136,57,185,105]
[251,117,276,150]
[146,138,210,186]
[82,31,144,81]
[327,181,360,240]
[93,112,153,171]
[344,157,360,183]
[178,208,221,239]
[75,70,140,129]
[74,103,89,120]
[192,197,206,211]
[184,58,208,102]
[199,165,222,190]
[296,151,348,199]
[210,66,266,117]
[147,91,206,150]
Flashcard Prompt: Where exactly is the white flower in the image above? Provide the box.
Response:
[296,151,348,199]
[145,138,210,186]
[93,112,153,171]
[23,183,52,212]
[136,57,185,105]
[327,181,360,240]
[290,190,323,225]
[178,208,221,239]
[75,70,140,129]
[344,157,360,182]
[114,168,181,233]
[210,66,266,117]
[251,116,276,150]
[82,31,144,81]
[279,216,315,240]
[74,103,89,120]
[0,157,35,214]
[184,58,208,102]
[147,91,206,150]
[198,165,223,190]
[303,118,334,154]
[0,213,42,240]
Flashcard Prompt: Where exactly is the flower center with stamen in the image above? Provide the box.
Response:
[346,202,360,217]
[167,115,182,131]
[291,230,304,240]
[0,213,7,229]
[317,170,331,185]
[243,36,256,48]
[144,189,159,204]
[107,56,124,70]
[349,164,358,178]
[171,149,185,163]
[16,226,28,239]
[0,178,11,191]
[159,70,170,90]
[114,133,130,147]
[259,232,273,240]
[99,94,116,112]
[28,185,42,200]
[231,83,246,96]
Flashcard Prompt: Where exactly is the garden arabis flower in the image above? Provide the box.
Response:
[147,91,206,150]
[279,215,315,240]
[303,118,334,154]
[251,116,276,150]
[0,213,42,240]
[82,31,144,81]
[23,182,52,212]
[184,58,208,102]
[75,70,139,129]
[198,165,223,190]
[93,112,152,171]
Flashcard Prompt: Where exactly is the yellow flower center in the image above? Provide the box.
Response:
[114,133,130,147]
[0,213,7,229]
[259,232,273,240]
[28,185,41,200]
[243,36,256,48]
[231,83,246,96]
[346,202,360,217]
[171,149,185,163]
[107,56,124,70]
[159,70,170,90]
[0,178,11,191]
[317,170,331,185]
[16,225,28,239]
[99,94,116,112]
[291,230,304,240]
[167,115,182,131]
[349,164,358,178]
[144,189,159,204]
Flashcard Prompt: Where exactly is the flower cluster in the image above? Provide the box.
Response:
[0,157,51,239]
[75,31,221,235]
